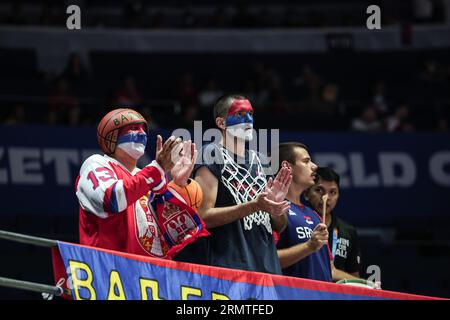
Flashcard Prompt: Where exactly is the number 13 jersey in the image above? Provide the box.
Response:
[75,154,168,257]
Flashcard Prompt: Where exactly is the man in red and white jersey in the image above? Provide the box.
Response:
[75,108,198,258]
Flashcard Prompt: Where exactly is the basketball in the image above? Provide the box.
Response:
[168,178,203,210]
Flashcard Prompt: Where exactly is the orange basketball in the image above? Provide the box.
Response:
[168,178,203,210]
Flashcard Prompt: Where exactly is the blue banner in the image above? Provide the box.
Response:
[1,125,449,227]
[55,241,437,300]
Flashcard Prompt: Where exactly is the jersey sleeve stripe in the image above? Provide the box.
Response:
[110,183,119,213]
[152,178,166,192]
[114,180,127,212]
[146,160,167,192]
[104,181,119,214]
[148,160,165,181]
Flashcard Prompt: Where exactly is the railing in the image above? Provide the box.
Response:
[0,229,63,297]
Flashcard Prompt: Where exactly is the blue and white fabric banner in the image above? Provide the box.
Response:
[54,241,438,300]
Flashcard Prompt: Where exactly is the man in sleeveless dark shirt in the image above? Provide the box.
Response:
[175,94,292,274]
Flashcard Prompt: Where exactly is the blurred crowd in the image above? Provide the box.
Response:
[0,0,447,30]
[1,0,449,132]
[1,51,449,133]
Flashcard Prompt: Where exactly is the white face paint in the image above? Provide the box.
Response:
[226,122,254,141]
[117,142,146,159]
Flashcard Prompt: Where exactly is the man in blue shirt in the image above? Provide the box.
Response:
[276,142,360,282]
[304,167,362,277]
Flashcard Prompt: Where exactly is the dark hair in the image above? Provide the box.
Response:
[278,142,308,169]
[316,167,340,188]
[213,94,248,119]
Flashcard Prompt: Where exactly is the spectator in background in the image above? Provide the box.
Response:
[314,83,340,117]
[292,65,322,102]
[181,104,200,130]
[48,77,79,125]
[62,53,90,94]
[67,104,81,126]
[255,67,284,111]
[267,72,288,114]
[176,72,199,109]
[199,79,223,109]
[140,107,160,131]
[351,105,381,132]
[175,73,201,128]
[304,167,362,277]
[372,81,389,115]
[112,76,144,107]
[386,103,415,132]
[249,63,283,110]
[240,79,257,105]
[250,62,270,101]
[4,104,26,125]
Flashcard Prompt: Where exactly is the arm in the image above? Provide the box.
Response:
[195,166,259,229]
[76,155,167,217]
[271,213,287,234]
[77,136,180,217]
[331,261,361,282]
[277,223,329,269]
[195,166,290,229]
[277,241,317,269]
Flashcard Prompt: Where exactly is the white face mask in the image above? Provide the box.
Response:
[226,123,254,141]
[117,142,146,160]
[116,131,147,160]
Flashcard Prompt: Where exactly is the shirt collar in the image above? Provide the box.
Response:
[103,154,139,175]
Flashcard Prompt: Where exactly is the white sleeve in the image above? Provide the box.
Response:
[76,155,119,219]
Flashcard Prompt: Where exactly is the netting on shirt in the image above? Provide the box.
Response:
[219,147,272,233]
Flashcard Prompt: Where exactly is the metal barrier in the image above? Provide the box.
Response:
[0,229,62,298]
